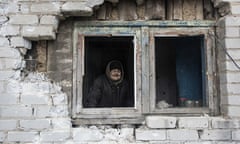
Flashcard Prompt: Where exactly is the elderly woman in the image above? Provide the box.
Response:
[85,60,132,107]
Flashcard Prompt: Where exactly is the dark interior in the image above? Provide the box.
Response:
[155,36,205,107]
[83,36,134,107]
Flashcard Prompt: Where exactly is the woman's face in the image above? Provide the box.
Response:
[109,69,121,81]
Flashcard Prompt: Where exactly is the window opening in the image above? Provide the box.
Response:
[155,36,206,108]
[83,36,134,108]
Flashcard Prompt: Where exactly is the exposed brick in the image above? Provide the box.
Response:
[20,119,51,130]
[212,117,240,129]
[7,131,39,142]
[0,58,23,70]
[227,106,240,117]
[73,127,103,142]
[40,131,71,142]
[0,37,9,47]
[0,106,32,118]
[22,82,51,94]
[225,27,240,37]
[0,120,17,130]
[9,15,38,25]
[225,38,240,49]
[0,93,19,104]
[0,25,20,36]
[167,130,199,141]
[178,117,209,129]
[21,93,49,105]
[0,47,21,59]
[0,132,6,142]
[61,2,93,16]
[22,26,55,40]
[145,116,176,129]
[225,16,240,26]
[232,130,240,140]
[200,130,231,140]
[0,70,21,81]
[10,37,32,49]
[40,15,59,30]
[31,3,60,14]
[34,105,68,118]
[231,4,240,15]
[52,118,71,129]
[221,96,240,106]
[135,129,166,141]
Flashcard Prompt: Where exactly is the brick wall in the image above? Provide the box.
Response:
[0,0,240,143]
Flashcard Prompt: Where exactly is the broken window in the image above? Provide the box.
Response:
[155,36,205,108]
[83,36,134,108]
[72,22,218,123]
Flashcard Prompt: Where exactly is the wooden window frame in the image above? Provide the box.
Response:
[147,27,218,115]
[72,21,218,124]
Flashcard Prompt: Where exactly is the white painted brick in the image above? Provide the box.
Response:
[52,118,71,129]
[40,131,71,142]
[145,116,176,128]
[212,117,240,128]
[61,2,93,16]
[0,106,32,118]
[22,82,51,94]
[0,47,21,59]
[232,130,240,140]
[225,16,240,26]
[73,127,103,142]
[0,16,8,24]
[0,37,9,46]
[0,93,19,104]
[135,129,166,141]
[227,106,240,117]
[221,96,240,105]
[11,37,32,49]
[7,131,39,142]
[178,117,209,129]
[0,25,20,36]
[5,2,19,14]
[221,83,240,95]
[0,70,21,80]
[219,60,240,71]
[0,132,6,142]
[22,26,56,40]
[225,38,240,49]
[40,15,59,29]
[167,130,198,141]
[0,120,17,130]
[21,93,49,105]
[34,105,68,118]
[231,4,240,15]
[220,72,240,83]
[20,119,51,130]
[6,79,21,94]
[119,128,134,141]
[225,27,240,37]
[52,93,68,105]
[0,58,23,70]
[31,3,60,14]
[9,15,38,25]
[200,130,231,140]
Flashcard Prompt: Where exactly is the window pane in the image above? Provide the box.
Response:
[155,36,205,108]
[83,36,134,108]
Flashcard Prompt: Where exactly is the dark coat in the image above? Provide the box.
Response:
[86,75,131,107]
[85,60,133,107]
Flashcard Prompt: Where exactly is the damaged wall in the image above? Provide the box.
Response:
[0,0,240,143]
